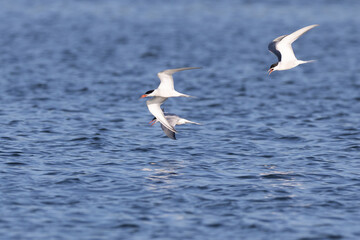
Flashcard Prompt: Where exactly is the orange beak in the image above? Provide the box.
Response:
[149,119,157,126]
[268,69,274,75]
[140,94,147,99]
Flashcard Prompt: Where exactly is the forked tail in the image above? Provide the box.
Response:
[184,119,202,125]
[173,90,196,98]
[180,93,196,98]
[299,60,316,65]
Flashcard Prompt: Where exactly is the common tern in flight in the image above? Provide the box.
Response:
[140,67,201,98]
[149,112,200,140]
[268,24,318,74]
[142,67,201,134]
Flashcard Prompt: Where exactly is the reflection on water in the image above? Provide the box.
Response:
[142,161,185,191]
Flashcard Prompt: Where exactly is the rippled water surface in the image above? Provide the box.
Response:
[1,1,360,239]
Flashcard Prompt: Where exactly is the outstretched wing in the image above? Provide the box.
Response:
[281,24,319,45]
[157,67,201,91]
[276,24,319,62]
[146,97,176,133]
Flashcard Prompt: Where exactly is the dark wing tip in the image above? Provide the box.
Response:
[161,124,177,140]
[268,42,282,62]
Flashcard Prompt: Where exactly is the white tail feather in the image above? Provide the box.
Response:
[299,59,316,65]
[184,120,202,125]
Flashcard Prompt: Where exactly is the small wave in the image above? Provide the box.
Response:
[5,162,26,166]
[56,178,81,184]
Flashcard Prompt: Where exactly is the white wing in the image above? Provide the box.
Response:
[146,97,176,133]
[276,24,318,62]
[157,67,201,91]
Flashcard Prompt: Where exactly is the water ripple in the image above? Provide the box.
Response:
[0,1,359,240]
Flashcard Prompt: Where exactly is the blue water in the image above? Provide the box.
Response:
[0,1,359,239]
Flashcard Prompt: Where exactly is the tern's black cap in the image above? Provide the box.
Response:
[270,63,278,69]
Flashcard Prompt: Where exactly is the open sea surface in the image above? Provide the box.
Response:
[0,1,359,239]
